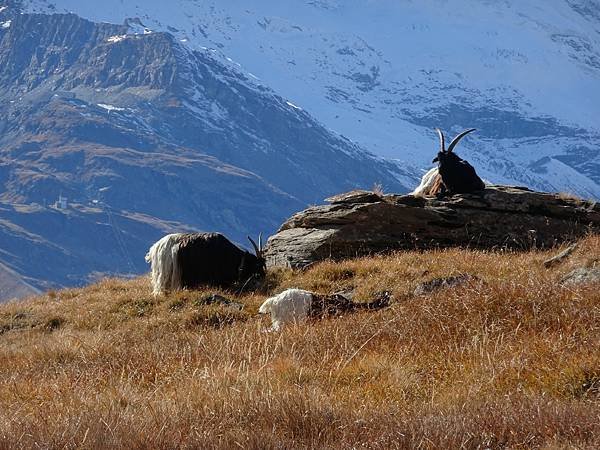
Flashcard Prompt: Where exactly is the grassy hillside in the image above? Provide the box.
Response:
[0,236,599,449]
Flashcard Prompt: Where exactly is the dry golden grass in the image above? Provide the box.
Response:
[1,236,599,449]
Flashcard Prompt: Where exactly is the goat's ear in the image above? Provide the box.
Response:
[248,236,261,257]
[447,128,476,153]
[432,156,439,163]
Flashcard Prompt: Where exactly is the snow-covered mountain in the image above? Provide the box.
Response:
[0,6,407,298]
[21,0,600,198]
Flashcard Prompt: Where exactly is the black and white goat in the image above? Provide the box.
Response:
[258,288,391,330]
[412,128,485,196]
[145,232,266,296]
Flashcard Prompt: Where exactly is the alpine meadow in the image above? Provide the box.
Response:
[1,1,600,449]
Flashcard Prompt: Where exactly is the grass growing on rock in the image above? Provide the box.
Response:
[0,236,599,448]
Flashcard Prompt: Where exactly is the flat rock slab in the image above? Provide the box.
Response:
[265,186,600,269]
[543,244,579,268]
[413,274,478,296]
[561,267,600,286]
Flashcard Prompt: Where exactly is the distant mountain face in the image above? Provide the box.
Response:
[20,0,600,198]
[0,7,409,298]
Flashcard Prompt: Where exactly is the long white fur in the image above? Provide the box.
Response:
[411,167,439,197]
[145,233,184,296]
[258,288,313,330]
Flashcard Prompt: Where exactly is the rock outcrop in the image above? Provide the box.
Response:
[561,267,600,286]
[265,186,600,269]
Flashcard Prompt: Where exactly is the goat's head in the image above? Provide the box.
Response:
[247,233,267,276]
[432,128,476,164]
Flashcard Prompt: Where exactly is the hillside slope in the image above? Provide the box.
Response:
[0,237,598,448]
[21,0,600,198]
[0,9,409,296]
[0,261,39,300]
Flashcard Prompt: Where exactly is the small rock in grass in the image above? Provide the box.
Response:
[414,273,478,296]
[196,293,244,311]
[560,267,600,286]
[543,243,578,268]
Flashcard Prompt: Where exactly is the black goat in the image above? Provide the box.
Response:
[431,128,485,195]
[145,232,266,295]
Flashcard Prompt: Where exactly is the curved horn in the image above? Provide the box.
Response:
[258,232,263,252]
[247,236,260,256]
[435,128,445,152]
[447,128,476,153]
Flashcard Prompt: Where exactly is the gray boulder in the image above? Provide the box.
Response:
[265,186,600,269]
[561,267,600,286]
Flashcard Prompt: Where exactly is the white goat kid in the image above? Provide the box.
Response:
[258,288,313,331]
[259,288,391,330]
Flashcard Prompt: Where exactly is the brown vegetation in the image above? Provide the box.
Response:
[0,236,599,449]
